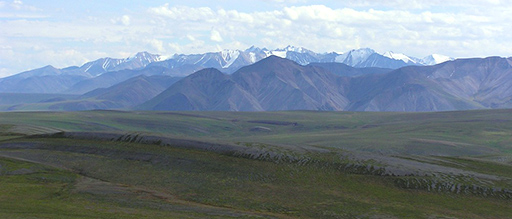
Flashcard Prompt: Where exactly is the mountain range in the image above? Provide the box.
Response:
[139,57,350,111]
[137,56,512,112]
[3,46,511,112]
[0,46,452,94]
[147,46,452,75]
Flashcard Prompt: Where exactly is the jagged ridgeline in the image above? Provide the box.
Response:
[0,110,511,218]
[1,51,510,112]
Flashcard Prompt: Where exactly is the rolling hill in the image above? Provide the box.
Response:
[0,110,510,218]
[4,75,181,111]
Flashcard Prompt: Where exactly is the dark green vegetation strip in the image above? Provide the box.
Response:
[0,110,511,218]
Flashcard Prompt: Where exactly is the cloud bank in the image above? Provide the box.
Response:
[0,0,511,77]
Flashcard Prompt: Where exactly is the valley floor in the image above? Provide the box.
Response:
[0,110,511,218]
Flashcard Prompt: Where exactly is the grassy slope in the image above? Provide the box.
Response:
[0,93,79,111]
[2,110,512,156]
[0,110,511,218]
[0,157,241,219]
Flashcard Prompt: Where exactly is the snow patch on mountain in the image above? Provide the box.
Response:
[421,54,454,65]
[281,45,305,53]
[383,51,417,64]
[80,51,162,77]
[221,50,240,68]
[269,50,287,58]
[7,46,458,81]
[335,48,375,66]
[262,46,311,59]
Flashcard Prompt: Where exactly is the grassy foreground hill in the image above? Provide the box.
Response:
[0,110,511,218]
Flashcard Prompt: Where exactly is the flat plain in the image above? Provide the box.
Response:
[0,109,511,218]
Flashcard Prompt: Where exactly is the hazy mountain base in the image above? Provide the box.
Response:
[1,75,182,111]
[0,110,511,218]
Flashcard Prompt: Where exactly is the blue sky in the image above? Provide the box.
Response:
[1,0,511,77]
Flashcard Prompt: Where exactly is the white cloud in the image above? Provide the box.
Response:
[337,0,511,10]
[149,4,216,22]
[2,2,512,77]
[0,0,43,18]
[8,0,39,11]
[11,0,22,9]
[210,29,223,42]
[0,68,10,78]
[186,35,196,41]
[121,15,130,26]
[168,43,182,54]
[145,39,165,53]
[110,15,131,26]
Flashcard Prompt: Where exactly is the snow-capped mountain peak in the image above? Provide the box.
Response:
[220,49,241,68]
[244,46,266,53]
[80,51,162,76]
[76,47,456,78]
[268,50,286,58]
[335,48,376,66]
[128,51,162,63]
[280,45,306,53]
[421,54,454,65]
[263,45,312,58]
[383,51,417,64]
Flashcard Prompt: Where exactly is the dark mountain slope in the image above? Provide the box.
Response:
[231,56,349,111]
[138,68,260,111]
[80,75,181,107]
[307,62,392,77]
[4,75,181,111]
[0,65,87,93]
[141,56,512,112]
[139,56,350,111]
[346,57,512,111]
[431,57,512,108]
[65,66,178,94]
[344,66,460,111]
[0,52,164,94]
[3,54,511,112]
[359,53,414,69]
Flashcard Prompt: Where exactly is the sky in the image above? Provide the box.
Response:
[1,0,511,77]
